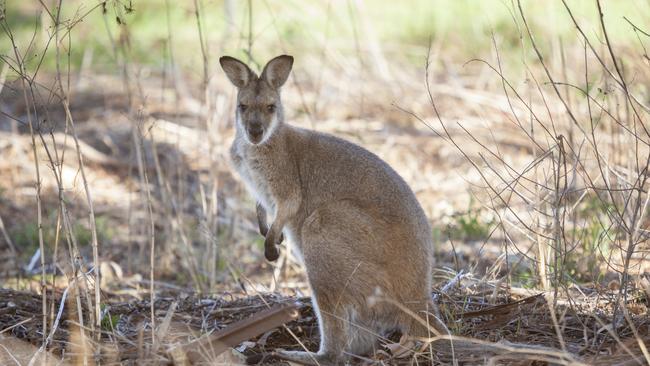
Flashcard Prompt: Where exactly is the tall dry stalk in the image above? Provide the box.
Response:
[193,0,221,291]
[52,3,101,339]
[131,117,157,346]
[4,18,48,350]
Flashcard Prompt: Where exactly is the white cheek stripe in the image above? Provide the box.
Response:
[236,114,254,145]
[259,114,279,145]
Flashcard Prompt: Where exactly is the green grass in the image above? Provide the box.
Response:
[100,303,120,331]
[10,212,114,259]
[562,195,615,283]
[444,206,494,242]
[512,266,538,289]
[2,0,648,77]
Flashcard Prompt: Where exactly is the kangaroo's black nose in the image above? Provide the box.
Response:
[248,125,264,142]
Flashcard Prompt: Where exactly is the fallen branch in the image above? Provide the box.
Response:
[170,302,300,364]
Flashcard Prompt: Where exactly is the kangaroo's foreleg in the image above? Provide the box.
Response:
[263,199,298,261]
[256,202,269,237]
[257,203,285,261]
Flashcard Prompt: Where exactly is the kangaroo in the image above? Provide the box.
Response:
[220,55,439,364]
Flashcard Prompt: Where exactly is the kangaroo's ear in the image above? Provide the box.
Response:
[261,55,293,89]
[220,56,256,88]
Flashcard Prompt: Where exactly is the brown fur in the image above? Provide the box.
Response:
[220,55,439,364]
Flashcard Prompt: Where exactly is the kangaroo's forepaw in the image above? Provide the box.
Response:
[264,229,286,261]
[264,235,280,261]
[264,246,279,261]
[258,225,268,237]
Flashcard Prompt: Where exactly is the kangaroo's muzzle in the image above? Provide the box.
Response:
[247,125,264,144]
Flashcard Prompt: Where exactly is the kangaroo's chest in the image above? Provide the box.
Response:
[230,142,275,210]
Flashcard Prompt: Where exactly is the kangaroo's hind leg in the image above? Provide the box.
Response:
[277,200,392,364]
[276,297,349,365]
[275,234,354,364]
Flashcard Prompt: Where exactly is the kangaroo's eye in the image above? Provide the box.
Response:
[238,103,248,111]
[267,104,276,113]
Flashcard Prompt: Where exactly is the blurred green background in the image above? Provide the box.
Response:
[2,0,649,77]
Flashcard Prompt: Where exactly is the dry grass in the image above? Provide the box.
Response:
[1,0,649,364]
[0,273,647,365]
